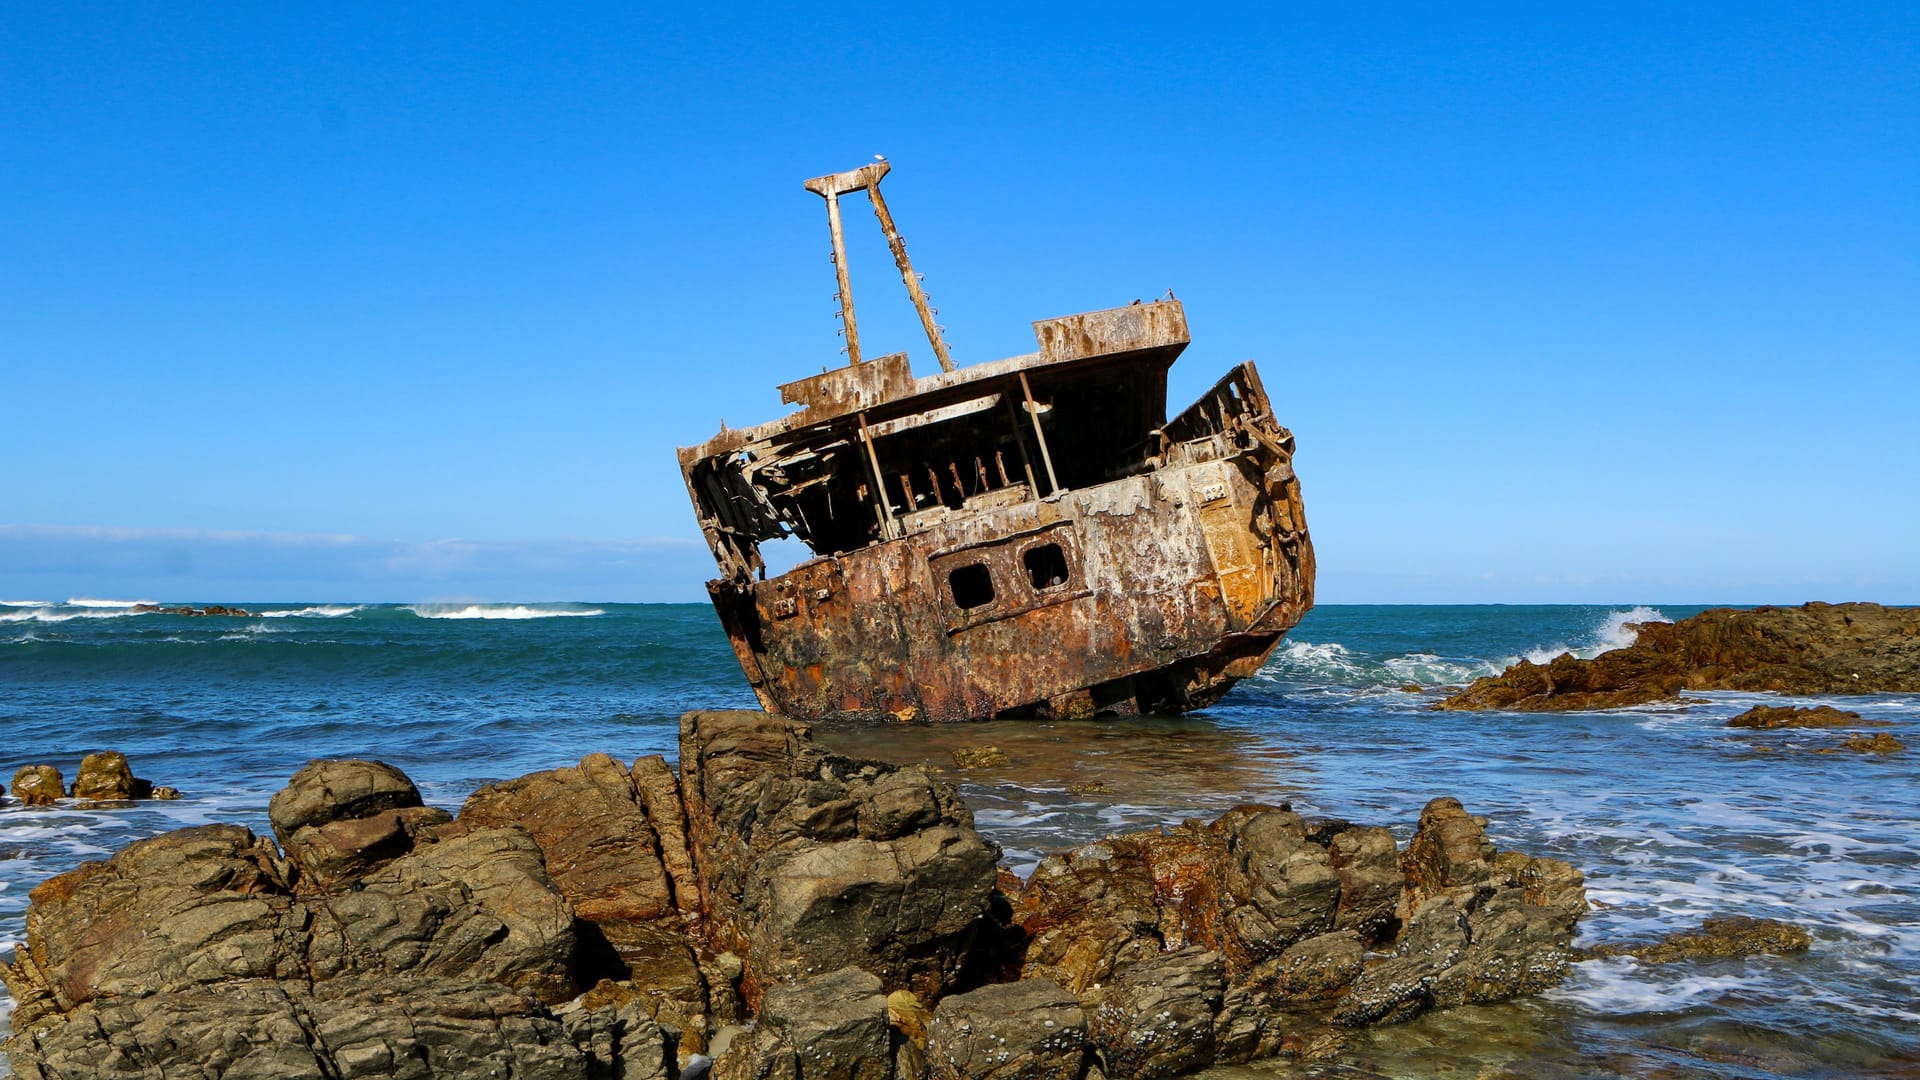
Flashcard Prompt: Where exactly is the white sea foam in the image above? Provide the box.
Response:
[1381,651,1505,686]
[63,597,153,609]
[1521,606,1672,665]
[1,607,147,623]
[257,605,361,618]
[406,603,604,620]
[0,600,52,607]
[1545,955,1760,1015]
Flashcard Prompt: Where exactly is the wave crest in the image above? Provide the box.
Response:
[257,605,362,618]
[405,604,604,620]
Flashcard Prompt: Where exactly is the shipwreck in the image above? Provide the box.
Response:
[678,162,1314,722]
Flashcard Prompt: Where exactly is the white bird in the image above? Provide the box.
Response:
[874,154,887,162]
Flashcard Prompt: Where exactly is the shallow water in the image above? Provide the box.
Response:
[2,601,1915,1077]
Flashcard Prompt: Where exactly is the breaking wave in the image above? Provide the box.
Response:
[405,603,605,620]
[1520,605,1671,664]
[1261,606,1675,691]
[256,605,362,618]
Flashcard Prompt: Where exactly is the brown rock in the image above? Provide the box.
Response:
[460,753,680,934]
[70,751,152,801]
[150,785,183,800]
[927,978,1088,1080]
[679,710,999,1003]
[1085,947,1223,1080]
[2,974,663,1080]
[1840,732,1906,753]
[1326,825,1402,945]
[735,967,892,1080]
[1439,602,1920,711]
[1399,797,1497,918]
[1727,704,1879,729]
[268,759,423,843]
[633,752,702,921]
[11,765,64,806]
[952,745,1012,770]
[1335,886,1577,1027]
[1584,916,1812,963]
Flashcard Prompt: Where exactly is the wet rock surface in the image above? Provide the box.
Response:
[9,766,64,806]
[1439,602,1920,711]
[6,753,178,806]
[1726,704,1880,729]
[2,714,1589,1079]
[1583,916,1813,964]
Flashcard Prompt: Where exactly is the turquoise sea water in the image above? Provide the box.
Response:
[2,601,1915,1077]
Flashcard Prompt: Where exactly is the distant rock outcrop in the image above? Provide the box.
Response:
[1439,603,1920,712]
[2,712,1592,1080]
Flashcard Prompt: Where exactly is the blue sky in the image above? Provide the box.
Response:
[4,4,1915,603]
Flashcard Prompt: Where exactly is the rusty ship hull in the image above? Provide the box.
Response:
[677,164,1313,722]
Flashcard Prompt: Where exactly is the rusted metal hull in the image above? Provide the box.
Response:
[678,165,1313,722]
[705,363,1314,722]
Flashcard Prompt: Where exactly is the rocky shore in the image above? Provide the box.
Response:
[2,711,1589,1080]
[1438,602,1920,712]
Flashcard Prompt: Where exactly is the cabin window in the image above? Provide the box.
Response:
[1023,543,1070,590]
[949,564,996,610]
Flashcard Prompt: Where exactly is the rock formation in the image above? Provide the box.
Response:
[5,753,177,806]
[2,711,1589,1079]
[1726,704,1881,729]
[1439,602,1920,711]
[9,765,63,806]
[1582,916,1811,963]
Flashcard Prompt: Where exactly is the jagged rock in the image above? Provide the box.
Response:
[3,718,1594,1080]
[926,978,1089,1080]
[1014,807,1362,995]
[461,753,682,937]
[70,751,152,801]
[5,975,670,1080]
[4,823,309,1025]
[1335,886,1576,1027]
[679,710,999,1002]
[12,765,65,806]
[1399,797,1498,917]
[283,803,454,888]
[1326,826,1401,945]
[1726,704,1880,729]
[1583,916,1812,964]
[1085,947,1223,1080]
[716,967,892,1080]
[633,752,702,922]
[558,990,682,1080]
[326,822,578,1002]
[1440,602,1920,711]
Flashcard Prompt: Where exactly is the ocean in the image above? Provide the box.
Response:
[2,600,1915,1077]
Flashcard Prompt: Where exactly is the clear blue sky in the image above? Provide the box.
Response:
[4,4,1915,603]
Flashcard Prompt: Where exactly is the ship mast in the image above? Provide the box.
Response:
[803,161,956,374]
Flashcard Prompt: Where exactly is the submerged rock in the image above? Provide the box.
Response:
[951,745,1012,770]
[1727,704,1882,729]
[3,713,1591,1080]
[1837,732,1906,753]
[1439,602,1920,711]
[1583,916,1812,963]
